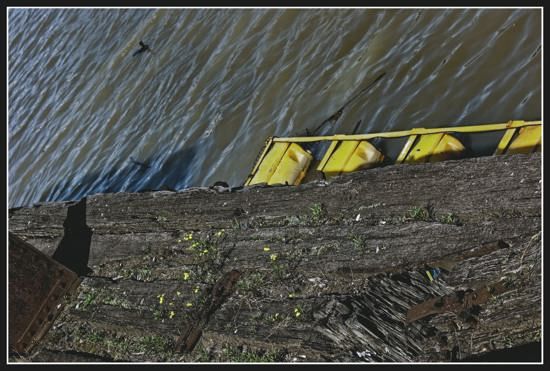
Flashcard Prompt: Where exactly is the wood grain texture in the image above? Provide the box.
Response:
[9,153,541,362]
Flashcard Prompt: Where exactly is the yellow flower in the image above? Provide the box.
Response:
[193,287,200,294]
[186,302,193,307]
[157,293,165,304]
[169,311,175,319]
[263,246,271,252]
[294,307,302,317]
[183,272,190,281]
[288,293,295,298]
[270,254,278,261]
[176,291,181,296]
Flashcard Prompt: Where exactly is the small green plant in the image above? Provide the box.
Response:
[81,291,97,309]
[102,294,132,309]
[193,344,212,362]
[237,272,266,294]
[310,203,325,223]
[271,262,287,281]
[313,243,336,256]
[132,267,152,281]
[155,215,168,223]
[284,215,304,226]
[86,331,105,343]
[74,325,176,361]
[182,232,227,269]
[140,335,171,354]
[440,212,461,225]
[407,206,430,221]
[351,234,367,252]
[153,308,167,321]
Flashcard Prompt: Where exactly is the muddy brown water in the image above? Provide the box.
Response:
[8,8,541,208]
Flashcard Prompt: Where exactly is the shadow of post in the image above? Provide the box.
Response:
[52,197,93,276]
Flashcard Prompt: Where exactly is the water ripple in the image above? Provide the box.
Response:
[8,8,541,207]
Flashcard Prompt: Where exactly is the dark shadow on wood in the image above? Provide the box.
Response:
[459,341,541,362]
[52,197,93,276]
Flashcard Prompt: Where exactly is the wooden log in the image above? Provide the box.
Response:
[8,153,541,362]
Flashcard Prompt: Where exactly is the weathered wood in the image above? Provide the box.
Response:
[9,153,541,362]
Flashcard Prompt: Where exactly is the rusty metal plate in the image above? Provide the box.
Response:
[9,232,80,354]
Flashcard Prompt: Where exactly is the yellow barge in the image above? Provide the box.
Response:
[245,120,542,186]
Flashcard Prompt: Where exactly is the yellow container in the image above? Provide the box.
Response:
[401,133,465,164]
[268,143,313,185]
[344,141,385,172]
[429,134,466,162]
[248,142,289,185]
[246,120,541,187]
[247,142,312,186]
[504,125,541,155]
[319,140,384,177]
[321,141,359,177]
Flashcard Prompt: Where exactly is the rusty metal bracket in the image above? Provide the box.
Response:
[406,281,506,323]
[9,233,80,353]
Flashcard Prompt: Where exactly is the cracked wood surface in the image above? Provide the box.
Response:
[9,153,541,362]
